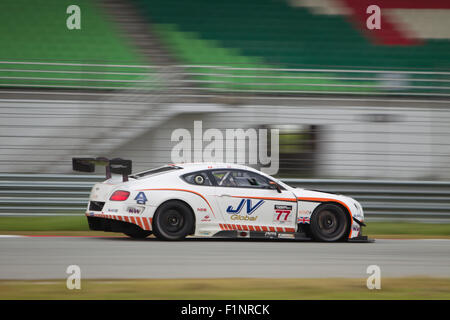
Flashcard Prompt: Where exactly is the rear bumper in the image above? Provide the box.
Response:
[86,214,152,234]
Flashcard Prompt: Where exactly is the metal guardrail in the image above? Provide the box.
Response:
[0,174,449,222]
[0,61,449,97]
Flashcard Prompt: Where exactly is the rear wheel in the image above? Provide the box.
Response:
[310,203,349,242]
[153,201,194,241]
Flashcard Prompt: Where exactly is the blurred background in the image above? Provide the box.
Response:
[0,0,449,224]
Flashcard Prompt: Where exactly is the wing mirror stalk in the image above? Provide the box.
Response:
[269,181,282,193]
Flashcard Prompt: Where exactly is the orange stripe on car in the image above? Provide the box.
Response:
[137,188,216,218]
[142,217,150,230]
[135,217,143,229]
[231,195,297,202]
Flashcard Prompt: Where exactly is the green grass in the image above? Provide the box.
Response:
[1,277,449,299]
[365,221,450,238]
[0,216,88,231]
[0,216,449,238]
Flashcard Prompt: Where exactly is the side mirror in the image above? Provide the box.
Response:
[269,181,282,193]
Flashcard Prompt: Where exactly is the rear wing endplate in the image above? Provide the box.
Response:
[72,157,132,182]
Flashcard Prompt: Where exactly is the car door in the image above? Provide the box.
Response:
[180,170,224,224]
[210,169,298,233]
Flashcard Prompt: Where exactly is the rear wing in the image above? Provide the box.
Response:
[72,157,132,182]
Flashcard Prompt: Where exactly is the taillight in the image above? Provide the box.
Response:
[109,190,130,201]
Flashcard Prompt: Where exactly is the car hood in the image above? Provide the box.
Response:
[291,188,364,221]
[292,188,349,201]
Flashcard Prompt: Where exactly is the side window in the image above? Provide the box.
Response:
[234,170,271,188]
[211,170,238,187]
[211,170,272,189]
[182,171,213,186]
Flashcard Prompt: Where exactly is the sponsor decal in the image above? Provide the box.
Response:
[231,215,257,221]
[264,231,278,238]
[298,209,311,215]
[127,206,144,214]
[278,233,295,239]
[226,199,264,215]
[134,192,148,205]
[274,204,293,223]
[275,205,292,210]
[197,208,207,212]
[107,208,118,213]
[201,215,211,222]
[297,217,310,224]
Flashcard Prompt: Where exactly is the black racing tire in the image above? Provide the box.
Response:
[152,200,194,241]
[309,203,349,242]
[124,230,152,239]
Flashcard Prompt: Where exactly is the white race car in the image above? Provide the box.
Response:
[73,158,368,242]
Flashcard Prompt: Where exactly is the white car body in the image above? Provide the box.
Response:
[85,162,365,241]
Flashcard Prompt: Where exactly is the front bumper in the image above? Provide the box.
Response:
[348,235,375,243]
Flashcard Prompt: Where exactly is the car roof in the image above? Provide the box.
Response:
[173,162,257,172]
[130,162,265,181]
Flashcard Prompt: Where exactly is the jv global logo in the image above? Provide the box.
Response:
[226,199,264,215]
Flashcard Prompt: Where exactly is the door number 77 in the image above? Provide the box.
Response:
[275,210,291,221]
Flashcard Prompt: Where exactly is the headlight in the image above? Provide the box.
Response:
[353,201,364,221]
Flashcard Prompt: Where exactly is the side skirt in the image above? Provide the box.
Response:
[212,230,311,241]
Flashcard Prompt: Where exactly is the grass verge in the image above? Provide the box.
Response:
[0,216,88,231]
[0,216,449,238]
[0,277,449,300]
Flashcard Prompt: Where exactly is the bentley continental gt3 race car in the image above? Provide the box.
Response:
[73,158,369,242]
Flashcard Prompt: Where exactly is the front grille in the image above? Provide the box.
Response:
[89,201,105,211]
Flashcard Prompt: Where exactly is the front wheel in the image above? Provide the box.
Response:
[309,203,349,242]
[153,201,194,240]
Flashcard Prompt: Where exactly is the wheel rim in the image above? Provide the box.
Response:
[161,209,185,233]
[317,210,340,236]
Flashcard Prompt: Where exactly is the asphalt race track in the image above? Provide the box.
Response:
[0,236,449,279]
